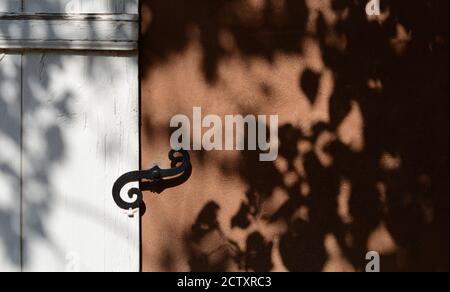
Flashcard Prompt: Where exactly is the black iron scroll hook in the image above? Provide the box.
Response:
[112,150,190,213]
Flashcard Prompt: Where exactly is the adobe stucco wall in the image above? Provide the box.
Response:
[140,0,448,272]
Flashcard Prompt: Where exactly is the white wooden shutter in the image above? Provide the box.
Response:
[0,0,139,272]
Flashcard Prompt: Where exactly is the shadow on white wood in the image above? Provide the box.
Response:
[0,0,21,13]
[1,0,140,273]
[23,0,138,14]
[0,14,139,51]
[22,52,139,272]
[0,53,22,272]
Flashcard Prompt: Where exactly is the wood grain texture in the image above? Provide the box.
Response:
[0,14,139,51]
[1,1,140,272]
[0,0,21,13]
[21,52,139,272]
[23,0,138,14]
[0,53,22,272]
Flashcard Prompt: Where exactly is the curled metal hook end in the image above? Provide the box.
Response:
[112,150,191,212]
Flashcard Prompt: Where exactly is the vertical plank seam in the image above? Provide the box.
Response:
[20,0,24,273]
[19,52,23,272]
[138,0,142,272]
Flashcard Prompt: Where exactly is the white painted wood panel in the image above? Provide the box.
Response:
[23,0,138,14]
[21,52,139,272]
[0,52,22,272]
[1,0,140,272]
[0,14,139,51]
[0,0,21,13]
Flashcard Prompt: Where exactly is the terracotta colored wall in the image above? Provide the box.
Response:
[140,0,449,272]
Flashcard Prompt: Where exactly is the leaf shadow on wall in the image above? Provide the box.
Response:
[140,0,449,272]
